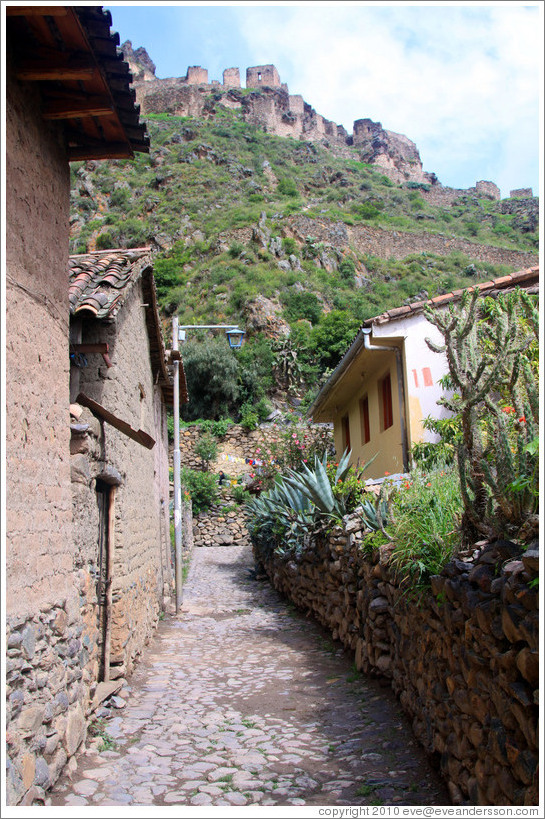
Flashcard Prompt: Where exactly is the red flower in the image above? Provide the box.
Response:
[518,416,526,424]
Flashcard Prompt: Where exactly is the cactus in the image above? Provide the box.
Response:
[424,286,539,541]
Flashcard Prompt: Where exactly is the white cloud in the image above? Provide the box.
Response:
[232,2,542,193]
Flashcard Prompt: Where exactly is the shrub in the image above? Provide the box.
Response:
[240,402,259,430]
[228,241,244,258]
[283,290,322,324]
[277,177,298,197]
[232,484,251,504]
[95,231,116,250]
[282,237,298,255]
[194,431,218,470]
[354,202,381,219]
[180,468,220,514]
[382,464,463,591]
[338,258,356,280]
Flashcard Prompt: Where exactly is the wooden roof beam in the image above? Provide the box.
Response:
[68,143,133,161]
[76,392,155,449]
[16,52,97,81]
[6,6,68,15]
[43,95,114,119]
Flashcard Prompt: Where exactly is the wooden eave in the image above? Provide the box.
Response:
[140,266,189,406]
[7,5,149,160]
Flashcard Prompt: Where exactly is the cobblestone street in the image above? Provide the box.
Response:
[50,545,449,808]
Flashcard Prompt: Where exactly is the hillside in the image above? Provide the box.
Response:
[68,55,539,418]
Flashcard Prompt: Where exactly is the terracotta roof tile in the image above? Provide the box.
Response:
[362,266,539,329]
[68,247,187,406]
[69,247,151,319]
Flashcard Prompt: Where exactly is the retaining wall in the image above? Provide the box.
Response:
[253,515,539,806]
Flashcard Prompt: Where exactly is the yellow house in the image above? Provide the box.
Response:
[309,267,539,478]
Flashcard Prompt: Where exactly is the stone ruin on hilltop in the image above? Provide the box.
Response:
[121,41,532,201]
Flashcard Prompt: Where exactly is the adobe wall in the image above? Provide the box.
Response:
[5,61,90,805]
[253,518,539,806]
[74,279,169,679]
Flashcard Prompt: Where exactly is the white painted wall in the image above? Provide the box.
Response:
[372,311,453,445]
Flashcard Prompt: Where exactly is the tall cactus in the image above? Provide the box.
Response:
[424,287,539,541]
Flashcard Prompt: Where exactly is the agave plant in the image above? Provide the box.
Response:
[283,449,352,519]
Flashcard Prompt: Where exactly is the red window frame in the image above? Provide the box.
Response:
[381,373,393,430]
[360,395,370,444]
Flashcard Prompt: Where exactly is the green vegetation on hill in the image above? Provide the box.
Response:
[69,105,538,416]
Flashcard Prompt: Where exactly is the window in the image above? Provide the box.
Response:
[360,396,370,444]
[341,414,351,453]
[380,373,393,431]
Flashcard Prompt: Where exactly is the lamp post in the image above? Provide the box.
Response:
[172,315,183,613]
[171,321,245,612]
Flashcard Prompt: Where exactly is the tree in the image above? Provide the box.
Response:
[310,310,361,371]
[181,337,240,421]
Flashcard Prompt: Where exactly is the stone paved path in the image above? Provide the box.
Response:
[50,545,449,807]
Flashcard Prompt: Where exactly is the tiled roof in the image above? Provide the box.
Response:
[69,248,188,405]
[69,247,151,319]
[364,266,539,327]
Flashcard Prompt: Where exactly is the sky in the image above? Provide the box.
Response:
[104,1,543,199]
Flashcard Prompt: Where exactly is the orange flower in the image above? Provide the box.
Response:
[384,471,390,476]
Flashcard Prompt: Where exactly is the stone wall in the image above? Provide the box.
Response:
[179,421,334,477]
[283,215,538,270]
[254,517,539,806]
[5,55,88,806]
[193,502,251,548]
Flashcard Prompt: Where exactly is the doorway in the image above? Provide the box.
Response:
[96,479,115,681]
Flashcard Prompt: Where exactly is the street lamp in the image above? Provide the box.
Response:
[178,324,246,349]
[171,320,246,612]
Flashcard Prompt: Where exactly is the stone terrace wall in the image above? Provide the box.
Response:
[254,517,539,806]
[179,421,333,477]
[283,216,538,270]
[193,503,251,549]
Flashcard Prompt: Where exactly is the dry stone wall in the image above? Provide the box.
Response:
[254,516,539,806]
[193,502,251,549]
[179,420,333,477]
